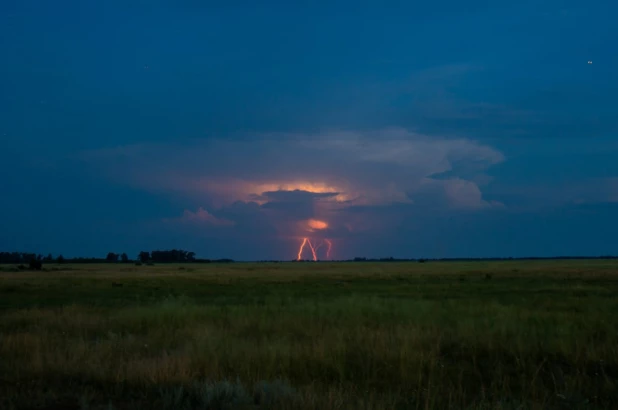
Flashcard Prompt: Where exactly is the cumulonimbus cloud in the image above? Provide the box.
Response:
[165,207,235,227]
[79,128,505,239]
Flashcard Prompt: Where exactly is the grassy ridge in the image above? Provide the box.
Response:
[0,261,617,409]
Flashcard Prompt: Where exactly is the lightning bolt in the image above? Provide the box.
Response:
[297,238,308,260]
[307,239,318,261]
[314,241,324,253]
[296,238,334,261]
[324,239,332,259]
[314,239,332,260]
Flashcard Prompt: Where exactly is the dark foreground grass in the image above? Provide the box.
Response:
[0,260,617,409]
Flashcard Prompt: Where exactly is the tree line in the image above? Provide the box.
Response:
[3,251,617,267]
[0,250,234,267]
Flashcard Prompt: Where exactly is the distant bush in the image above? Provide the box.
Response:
[134,262,143,266]
[28,259,42,271]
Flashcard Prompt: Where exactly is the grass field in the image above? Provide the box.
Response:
[0,260,617,409]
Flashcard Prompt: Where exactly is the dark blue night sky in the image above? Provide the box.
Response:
[1,0,617,260]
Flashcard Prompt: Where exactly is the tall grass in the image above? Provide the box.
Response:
[0,261,617,409]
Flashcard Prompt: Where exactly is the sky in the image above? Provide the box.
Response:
[1,0,617,260]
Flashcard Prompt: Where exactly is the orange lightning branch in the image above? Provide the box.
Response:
[297,238,308,260]
[296,238,334,261]
[307,239,318,261]
[325,239,332,259]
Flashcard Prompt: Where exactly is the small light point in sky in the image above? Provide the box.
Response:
[588,61,592,64]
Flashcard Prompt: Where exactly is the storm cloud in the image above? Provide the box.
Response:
[73,129,509,258]
[2,0,617,259]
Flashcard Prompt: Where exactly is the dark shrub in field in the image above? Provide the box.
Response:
[28,259,42,270]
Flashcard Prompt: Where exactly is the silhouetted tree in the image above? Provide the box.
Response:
[120,253,129,263]
[44,253,53,261]
[56,255,65,263]
[0,252,23,263]
[106,252,119,262]
[138,251,150,263]
[150,249,197,263]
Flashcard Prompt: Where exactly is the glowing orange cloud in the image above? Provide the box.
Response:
[307,219,328,230]
[196,178,355,206]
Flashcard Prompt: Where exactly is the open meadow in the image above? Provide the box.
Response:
[0,260,617,410]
